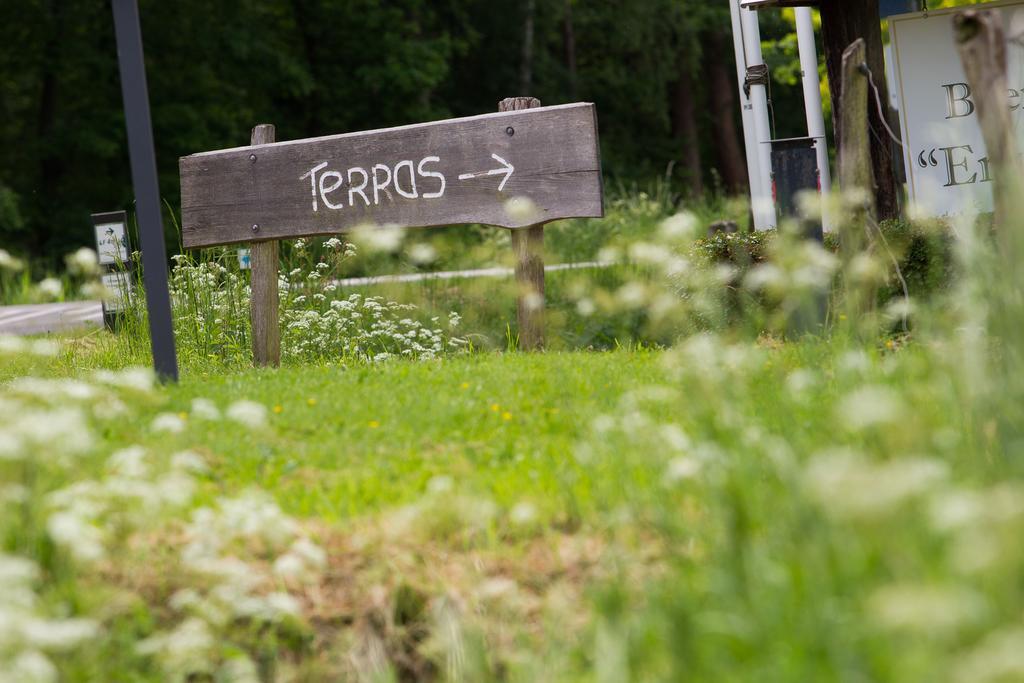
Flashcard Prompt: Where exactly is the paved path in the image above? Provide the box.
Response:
[0,302,104,335]
[0,261,611,335]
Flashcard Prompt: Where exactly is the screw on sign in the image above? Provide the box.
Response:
[179,99,603,365]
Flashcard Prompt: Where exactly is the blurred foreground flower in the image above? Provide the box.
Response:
[504,196,538,223]
[226,400,268,428]
[65,247,100,277]
[0,248,24,272]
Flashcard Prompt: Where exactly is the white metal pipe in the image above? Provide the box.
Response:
[738,5,777,230]
[795,7,834,232]
[728,0,767,230]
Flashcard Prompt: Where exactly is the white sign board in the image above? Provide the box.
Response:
[101,271,132,312]
[891,0,1024,217]
[94,220,129,265]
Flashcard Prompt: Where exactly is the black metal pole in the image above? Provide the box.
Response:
[110,0,178,382]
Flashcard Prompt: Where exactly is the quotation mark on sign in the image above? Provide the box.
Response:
[917,149,940,169]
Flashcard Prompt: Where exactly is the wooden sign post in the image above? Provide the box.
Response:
[500,97,546,351]
[180,101,602,364]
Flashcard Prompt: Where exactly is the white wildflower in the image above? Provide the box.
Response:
[785,369,818,399]
[137,617,216,677]
[226,400,267,428]
[954,628,1024,683]
[629,241,671,266]
[510,501,537,526]
[151,412,186,434]
[665,457,701,483]
[804,450,948,520]
[504,196,538,223]
[0,553,39,586]
[616,282,648,309]
[744,263,785,293]
[220,656,261,683]
[92,397,128,420]
[6,651,57,683]
[354,223,404,253]
[171,450,209,474]
[107,445,148,478]
[427,475,454,494]
[22,617,100,650]
[0,335,27,354]
[93,367,155,392]
[28,339,59,357]
[47,511,105,562]
[0,248,25,272]
[35,277,62,300]
[65,247,100,276]
[14,408,92,456]
[596,246,621,264]
[262,592,302,619]
[576,298,596,316]
[660,424,692,452]
[78,280,111,301]
[273,537,327,583]
[836,385,904,430]
[868,583,985,636]
[659,212,699,242]
[0,430,24,461]
[190,398,220,420]
[408,242,437,265]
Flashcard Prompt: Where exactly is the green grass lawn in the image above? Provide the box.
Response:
[159,350,670,521]
[4,325,1023,681]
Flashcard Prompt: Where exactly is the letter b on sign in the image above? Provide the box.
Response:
[943,82,975,119]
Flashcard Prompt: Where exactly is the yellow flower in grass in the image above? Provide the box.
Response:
[273,405,283,414]
[490,403,500,412]
[460,382,470,390]
[368,420,380,429]
[502,412,512,421]
[307,398,317,407]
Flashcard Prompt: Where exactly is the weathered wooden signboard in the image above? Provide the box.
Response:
[179,99,603,365]
[180,102,602,247]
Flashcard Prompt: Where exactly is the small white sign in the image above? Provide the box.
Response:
[101,271,132,312]
[237,248,252,270]
[95,221,129,265]
[891,0,1024,217]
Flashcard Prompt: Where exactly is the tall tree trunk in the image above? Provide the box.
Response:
[706,29,749,194]
[819,0,899,220]
[563,0,578,99]
[671,67,704,197]
[520,0,536,94]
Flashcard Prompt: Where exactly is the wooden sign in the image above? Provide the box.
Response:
[179,103,602,248]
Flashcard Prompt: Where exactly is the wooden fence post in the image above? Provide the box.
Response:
[838,39,874,220]
[955,9,1020,234]
[837,38,877,325]
[249,123,281,367]
[499,97,545,351]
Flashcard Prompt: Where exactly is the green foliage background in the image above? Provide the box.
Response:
[0,0,806,263]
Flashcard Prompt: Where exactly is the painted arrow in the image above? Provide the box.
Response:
[458,153,515,191]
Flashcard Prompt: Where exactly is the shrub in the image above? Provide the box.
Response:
[691,219,955,307]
